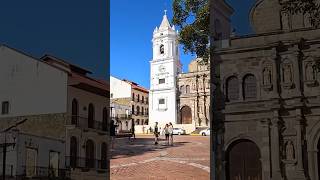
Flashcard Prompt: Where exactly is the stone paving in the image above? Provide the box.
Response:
[110,135,210,180]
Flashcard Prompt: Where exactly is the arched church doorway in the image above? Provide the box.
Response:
[180,106,192,124]
[226,140,262,180]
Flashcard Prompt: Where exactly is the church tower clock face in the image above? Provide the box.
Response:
[159,65,166,73]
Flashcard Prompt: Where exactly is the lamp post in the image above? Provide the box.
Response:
[1,118,27,180]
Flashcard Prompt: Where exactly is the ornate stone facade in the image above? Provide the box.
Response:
[212,0,320,179]
[177,59,210,130]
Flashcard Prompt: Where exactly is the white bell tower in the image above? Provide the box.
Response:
[149,10,182,128]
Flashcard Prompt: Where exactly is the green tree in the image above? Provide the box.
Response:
[172,0,210,64]
[282,0,320,27]
[282,0,320,71]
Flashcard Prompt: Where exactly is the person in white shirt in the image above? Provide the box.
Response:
[168,122,174,146]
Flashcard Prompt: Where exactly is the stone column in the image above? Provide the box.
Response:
[271,110,282,179]
[294,108,307,180]
[307,149,317,180]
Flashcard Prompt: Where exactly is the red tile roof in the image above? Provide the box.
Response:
[123,79,148,93]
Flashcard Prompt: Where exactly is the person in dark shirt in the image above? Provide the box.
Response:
[110,120,118,149]
[154,122,159,145]
[131,119,135,139]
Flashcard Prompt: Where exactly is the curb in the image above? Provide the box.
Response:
[135,134,154,136]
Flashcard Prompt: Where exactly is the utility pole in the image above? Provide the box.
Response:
[1,118,27,180]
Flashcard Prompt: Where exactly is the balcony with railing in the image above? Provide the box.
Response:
[133,112,148,117]
[65,156,107,171]
[67,116,107,132]
[19,166,71,179]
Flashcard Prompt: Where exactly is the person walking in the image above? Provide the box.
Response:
[168,122,174,146]
[154,122,159,145]
[163,124,170,145]
[110,120,118,149]
[131,119,135,139]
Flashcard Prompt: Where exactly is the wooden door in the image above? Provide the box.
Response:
[180,106,192,124]
[227,140,262,180]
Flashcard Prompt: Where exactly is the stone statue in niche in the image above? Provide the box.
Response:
[305,62,316,81]
[199,81,203,90]
[281,11,291,30]
[286,141,295,160]
[282,64,293,84]
[263,67,272,85]
[192,83,196,90]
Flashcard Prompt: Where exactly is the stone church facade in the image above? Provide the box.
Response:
[177,59,210,130]
[212,0,320,180]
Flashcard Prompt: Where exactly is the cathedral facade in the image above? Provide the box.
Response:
[212,0,320,180]
[177,59,210,130]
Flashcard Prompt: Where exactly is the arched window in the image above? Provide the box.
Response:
[160,44,164,54]
[136,119,140,125]
[141,120,144,125]
[71,99,78,125]
[141,108,144,115]
[100,143,107,169]
[132,105,135,114]
[132,93,135,101]
[85,140,95,168]
[88,103,95,128]
[70,136,78,168]
[180,85,185,94]
[137,94,140,102]
[136,106,140,115]
[243,74,257,100]
[226,76,239,101]
[142,96,144,103]
[102,107,108,131]
[186,85,190,94]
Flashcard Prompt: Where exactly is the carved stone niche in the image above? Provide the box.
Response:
[282,139,297,165]
[303,59,318,87]
[281,61,295,89]
[261,65,273,91]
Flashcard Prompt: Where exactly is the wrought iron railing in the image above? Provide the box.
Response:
[65,156,107,170]
[0,164,15,177]
[67,116,107,132]
[20,166,70,179]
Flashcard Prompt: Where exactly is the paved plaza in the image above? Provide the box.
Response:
[110,135,210,180]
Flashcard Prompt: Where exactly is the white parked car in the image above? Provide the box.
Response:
[200,128,210,136]
[172,128,186,135]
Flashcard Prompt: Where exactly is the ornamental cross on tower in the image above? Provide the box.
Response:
[164,9,167,15]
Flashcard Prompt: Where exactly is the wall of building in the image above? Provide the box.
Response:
[110,76,131,98]
[0,46,68,117]
[131,88,149,127]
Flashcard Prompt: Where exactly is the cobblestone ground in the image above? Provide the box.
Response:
[110,135,210,180]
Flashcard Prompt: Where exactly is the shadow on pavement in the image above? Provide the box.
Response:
[110,136,190,159]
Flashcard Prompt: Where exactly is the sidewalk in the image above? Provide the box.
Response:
[110,135,210,180]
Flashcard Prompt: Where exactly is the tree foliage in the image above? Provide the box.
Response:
[282,0,320,27]
[172,0,210,64]
[282,0,320,71]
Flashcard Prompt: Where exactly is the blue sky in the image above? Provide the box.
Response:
[111,0,255,89]
[0,0,107,79]
[0,0,255,86]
